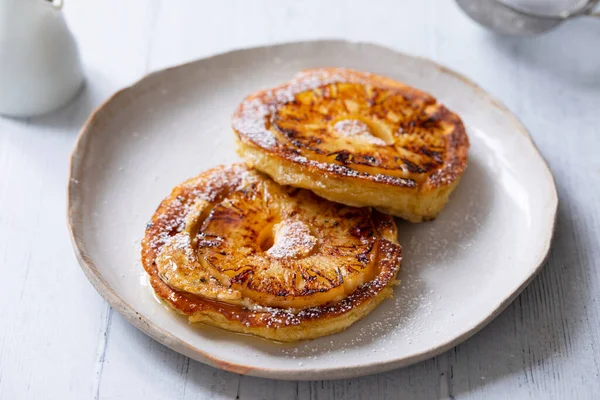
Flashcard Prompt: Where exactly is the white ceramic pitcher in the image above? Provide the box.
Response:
[0,0,84,117]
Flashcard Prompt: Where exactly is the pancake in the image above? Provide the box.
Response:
[141,164,402,342]
[233,68,469,222]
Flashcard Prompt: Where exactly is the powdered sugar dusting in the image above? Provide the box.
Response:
[267,220,317,259]
[333,119,388,146]
[232,97,278,149]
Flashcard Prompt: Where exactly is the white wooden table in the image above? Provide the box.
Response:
[1,1,599,399]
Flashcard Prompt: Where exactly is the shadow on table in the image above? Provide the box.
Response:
[446,197,590,396]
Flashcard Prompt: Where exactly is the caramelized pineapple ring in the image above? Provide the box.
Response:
[143,164,402,341]
[274,81,447,182]
[155,165,382,310]
[233,68,469,222]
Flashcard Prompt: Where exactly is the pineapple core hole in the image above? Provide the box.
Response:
[332,118,394,146]
[261,220,317,259]
[257,223,276,252]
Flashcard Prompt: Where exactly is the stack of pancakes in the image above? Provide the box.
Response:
[142,68,469,342]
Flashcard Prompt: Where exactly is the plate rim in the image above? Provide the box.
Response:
[67,39,558,380]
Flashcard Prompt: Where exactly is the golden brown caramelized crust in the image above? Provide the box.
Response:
[233,68,469,222]
[141,164,402,342]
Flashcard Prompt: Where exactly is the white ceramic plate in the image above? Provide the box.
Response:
[68,40,557,380]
